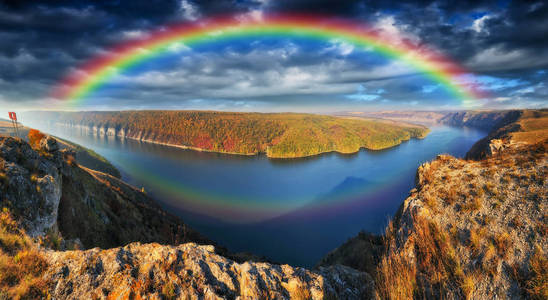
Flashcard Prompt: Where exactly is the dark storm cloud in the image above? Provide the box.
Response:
[0,0,546,110]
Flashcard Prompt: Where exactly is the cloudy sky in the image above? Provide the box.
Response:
[0,0,547,113]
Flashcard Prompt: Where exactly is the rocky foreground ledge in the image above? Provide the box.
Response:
[45,242,372,299]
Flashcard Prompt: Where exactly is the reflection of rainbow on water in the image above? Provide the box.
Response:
[117,155,413,223]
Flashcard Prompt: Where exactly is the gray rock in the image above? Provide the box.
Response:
[40,135,59,152]
[0,136,62,236]
[44,242,373,299]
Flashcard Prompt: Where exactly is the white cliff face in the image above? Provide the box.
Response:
[45,242,374,299]
[106,127,116,136]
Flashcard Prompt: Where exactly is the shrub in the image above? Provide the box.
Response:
[65,154,77,167]
[27,129,45,150]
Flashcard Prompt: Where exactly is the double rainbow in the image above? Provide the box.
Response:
[52,14,483,105]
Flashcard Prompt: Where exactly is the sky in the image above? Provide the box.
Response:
[0,0,547,114]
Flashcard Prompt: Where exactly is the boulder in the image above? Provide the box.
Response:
[40,135,59,152]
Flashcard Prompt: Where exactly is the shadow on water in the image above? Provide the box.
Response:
[31,123,487,267]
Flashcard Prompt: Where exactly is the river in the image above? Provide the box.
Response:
[33,124,486,267]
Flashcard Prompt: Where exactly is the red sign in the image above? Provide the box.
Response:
[8,112,17,121]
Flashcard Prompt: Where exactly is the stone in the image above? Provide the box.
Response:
[40,135,59,152]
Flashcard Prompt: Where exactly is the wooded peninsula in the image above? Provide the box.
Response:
[28,111,429,158]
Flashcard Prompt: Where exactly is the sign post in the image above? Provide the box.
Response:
[8,112,18,137]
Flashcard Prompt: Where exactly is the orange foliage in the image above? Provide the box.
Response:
[192,133,213,150]
[222,137,236,152]
[28,129,45,149]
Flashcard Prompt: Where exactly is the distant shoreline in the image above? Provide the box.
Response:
[51,121,430,159]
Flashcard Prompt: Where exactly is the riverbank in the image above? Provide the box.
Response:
[24,111,430,158]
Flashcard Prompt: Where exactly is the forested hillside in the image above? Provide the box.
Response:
[27,111,429,158]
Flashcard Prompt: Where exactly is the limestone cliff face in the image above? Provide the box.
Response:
[45,242,372,299]
[437,110,522,130]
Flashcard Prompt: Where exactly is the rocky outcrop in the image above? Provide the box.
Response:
[44,242,373,299]
[380,143,547,299]
[437,110,522,130]
[0,135,210,249]
[465,109,547,160]
[320,110,547,299]
[316,231,384,276]
[0,136,63,237]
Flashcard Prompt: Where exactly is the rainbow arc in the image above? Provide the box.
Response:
[52,14,483,106]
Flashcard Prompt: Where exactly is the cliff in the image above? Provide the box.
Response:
[466,109,548,160]
[0,135,372,299]
[437,110,523,130]
[320,109,548,299]
[25,111,429,158]
[0,120,120,178]
[347,109,524,131]
[0,135,210,250]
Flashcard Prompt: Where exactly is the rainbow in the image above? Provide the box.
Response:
[116,154,413,223]
[52,14,483,106]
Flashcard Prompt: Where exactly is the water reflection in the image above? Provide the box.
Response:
[30,123,486,267]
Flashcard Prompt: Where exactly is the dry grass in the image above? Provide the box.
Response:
[460,273,475,300]
[445,185,458,205]
[161,280,177,300]
[468,227,487,254]
[525,245,548,299]
[375,216,472,299]
[0,208,49,299]
[511,216,523,228]
[494,232,511,258]
[422,190,437,208]
[461,197,482,212]
[375,247,417,300]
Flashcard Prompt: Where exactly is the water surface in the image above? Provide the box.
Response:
[33,124,485,267]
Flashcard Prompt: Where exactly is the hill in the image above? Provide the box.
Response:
[345,109,523,130]
[319,109,548,299]
[25,111,429,158]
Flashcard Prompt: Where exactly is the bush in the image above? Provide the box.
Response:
[27,129,45,150]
